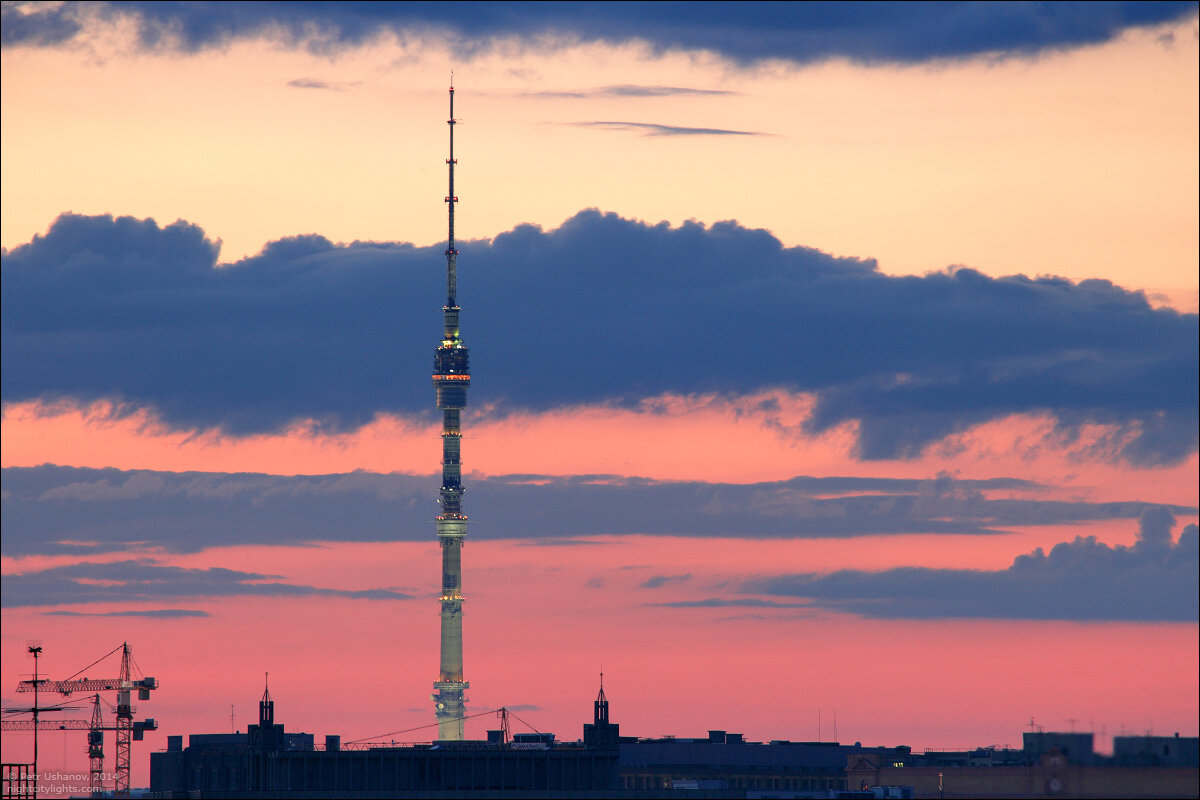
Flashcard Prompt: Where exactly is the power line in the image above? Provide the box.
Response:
[62,642,124,682]
[346,707,497,744]
[507,710,541,734]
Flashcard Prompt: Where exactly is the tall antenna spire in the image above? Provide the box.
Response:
[445,77,458,307]
[432,81,470,741]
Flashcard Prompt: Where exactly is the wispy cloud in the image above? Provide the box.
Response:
[2,560,414,608]
[526,85,735,99]
[45,608,211,618]
[640,573,692,589]
[515,537,611,547]
[653,598,810,609]
[571,120,765,137]
[4,466,1192,557]
[286,77,357,91]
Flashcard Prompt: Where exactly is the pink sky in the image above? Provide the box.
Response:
[3,536,1197,788]
[4,396,1197,788]
[4,395,1197,501]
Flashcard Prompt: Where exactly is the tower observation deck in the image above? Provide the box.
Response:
[432,82,470,740]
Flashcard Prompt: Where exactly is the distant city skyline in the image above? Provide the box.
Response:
[2,1,1197,790]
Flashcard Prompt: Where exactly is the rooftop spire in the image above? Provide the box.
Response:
[594,671,609,725]
[259,672,274,727]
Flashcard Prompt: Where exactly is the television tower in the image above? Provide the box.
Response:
[431,81,470,740]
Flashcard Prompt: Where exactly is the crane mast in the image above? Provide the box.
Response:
[88,695,104,798]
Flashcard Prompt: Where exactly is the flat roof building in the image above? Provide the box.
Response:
[149,686,620,796]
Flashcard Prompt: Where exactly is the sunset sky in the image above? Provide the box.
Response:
[2,1,1197,789]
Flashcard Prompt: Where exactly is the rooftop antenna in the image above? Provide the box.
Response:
[445,75,458,307]
[495,707,511,744]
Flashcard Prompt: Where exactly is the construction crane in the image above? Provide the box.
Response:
[2,695,155,798]
[13,642,157,798]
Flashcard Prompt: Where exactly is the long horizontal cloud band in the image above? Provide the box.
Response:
[3,2,1195,64]
[0,560,414,609]
[743,509,1198,622]
[3,211,1197,463]
[2,466,1194,557]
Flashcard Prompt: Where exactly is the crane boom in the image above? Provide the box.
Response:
[1,719,151,733]
[2,719,92,731]
[16,677,157,695]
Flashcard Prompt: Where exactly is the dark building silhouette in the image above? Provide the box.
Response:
[151,701,1200,799]
[1113,733,1200,768]
[618,732,849,793]
[1022,731,1098,765]
[149,687,619,796]
[582,676,619,749]
[848,732,1200,799]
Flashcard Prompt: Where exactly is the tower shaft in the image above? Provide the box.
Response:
[432,83,470,741]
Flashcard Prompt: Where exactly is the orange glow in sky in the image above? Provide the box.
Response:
[2,20,1197,303]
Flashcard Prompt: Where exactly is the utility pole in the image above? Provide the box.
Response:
[29,644,43,800]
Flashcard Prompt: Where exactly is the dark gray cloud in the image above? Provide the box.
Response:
[3,2,1194,65]
[1,559,415,608]
[571,121,765,137]
[44,609,211,618]
[527,85,734,99]
[3,466,1192,557]
[640,573,692,589]
[745,509,1199,621]
[3,211,1196,464]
